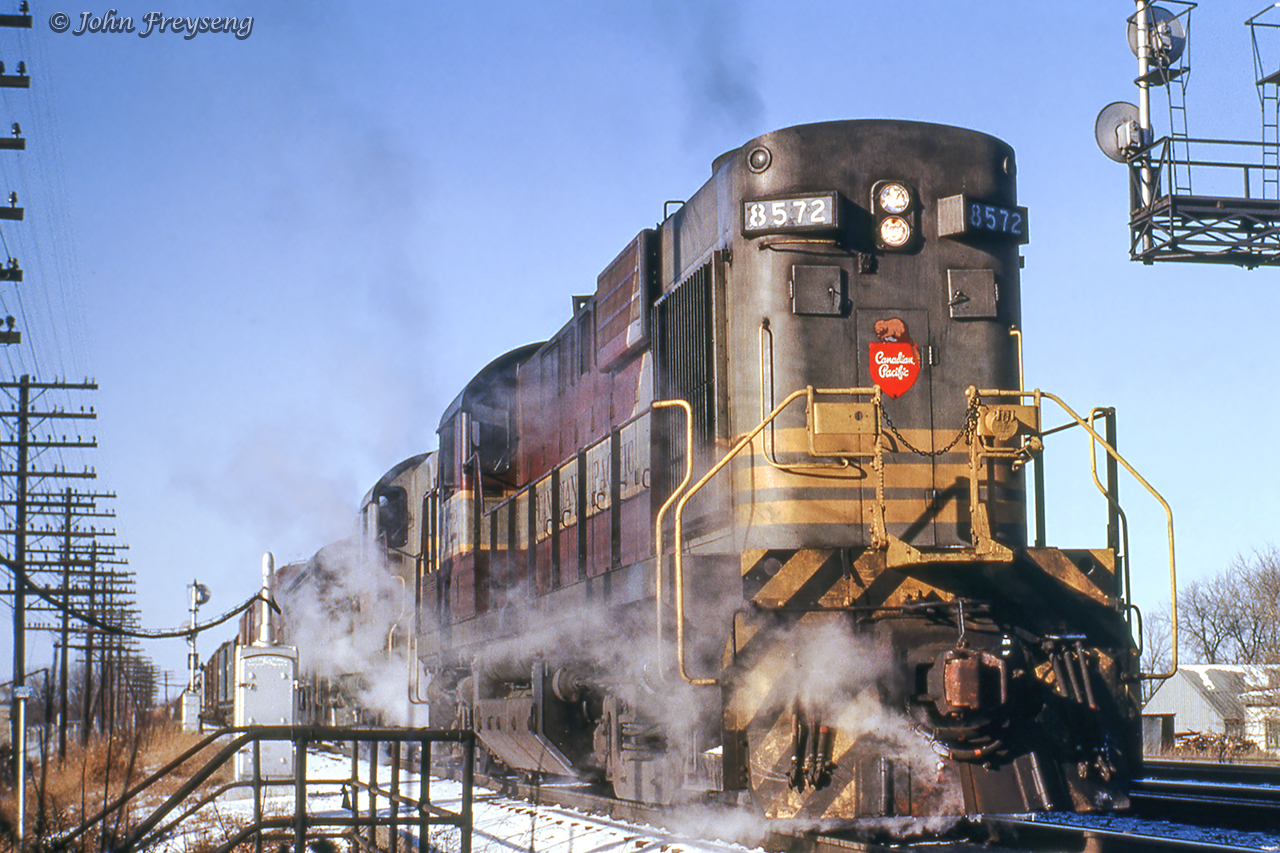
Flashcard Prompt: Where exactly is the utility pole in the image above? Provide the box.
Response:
[81,544,95,747]
[0,374,96,842]
[38,487,117,759]
[0,484,118,757]
[59,488,69,757]
[66,555,138,739]
[0,0,26,342]
[30,488,115,756]
[0,11,41,851]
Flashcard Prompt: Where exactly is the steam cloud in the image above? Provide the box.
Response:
[278,547,955,816]
[736,619,948,793]
[277,537,416,724]
[647,0,766,144]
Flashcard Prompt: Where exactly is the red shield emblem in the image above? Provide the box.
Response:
[869,340,921,398]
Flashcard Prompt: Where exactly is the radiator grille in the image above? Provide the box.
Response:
[654,262,714,497]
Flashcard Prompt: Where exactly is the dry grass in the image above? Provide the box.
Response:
[0,721,235,852]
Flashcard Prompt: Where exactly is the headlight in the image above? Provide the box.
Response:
[878,216,911,248]
[877,182,911,214]
[871,180,918,252]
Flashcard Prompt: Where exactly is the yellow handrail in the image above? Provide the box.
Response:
[1086,407,1133,611]
[979,387,1177,681]
[1009,326,1024,392]
[759,320,851,472]
[664,382,1175,686]
[672,386,878,685]
[652,399,693,680]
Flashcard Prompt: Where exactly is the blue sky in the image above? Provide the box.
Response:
[3,1,1279,685]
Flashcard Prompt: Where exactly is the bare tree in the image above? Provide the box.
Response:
[1232,548,1280,664]
[1140,606,1172,701]
[1179,570,1240,664]
[1176,545,1280,665]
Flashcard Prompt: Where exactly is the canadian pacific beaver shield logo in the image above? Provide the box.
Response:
[869,317,921,398]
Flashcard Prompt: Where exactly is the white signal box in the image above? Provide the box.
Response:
[234,644,299,781]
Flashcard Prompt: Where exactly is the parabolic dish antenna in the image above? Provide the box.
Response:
[1095,102,1142,163]
[1127,5,1187,66]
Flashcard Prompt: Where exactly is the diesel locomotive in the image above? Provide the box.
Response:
[257,119,1168,820]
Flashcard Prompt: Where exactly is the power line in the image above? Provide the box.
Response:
[0,557,273,639]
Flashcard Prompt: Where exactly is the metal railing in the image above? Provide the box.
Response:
[662,382,1177,685]
[1129,136,1280,264]
[1132,136,1280,204]
[977,388,1178,681]
[48,725,475,853]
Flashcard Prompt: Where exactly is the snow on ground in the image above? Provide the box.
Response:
[132,746,1280,853]
[148,746,766,853]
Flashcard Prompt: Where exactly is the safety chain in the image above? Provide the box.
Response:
[881,393,981,457]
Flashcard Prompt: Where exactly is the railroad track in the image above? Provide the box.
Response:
[1142,758,1280,786]
[451,765,1280,853]
[977,815,1278,853]
[1130,758,1280,832]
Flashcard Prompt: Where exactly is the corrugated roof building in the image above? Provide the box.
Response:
[1142,664,1280,755]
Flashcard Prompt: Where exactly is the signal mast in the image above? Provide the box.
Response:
[1097,1,1280,267]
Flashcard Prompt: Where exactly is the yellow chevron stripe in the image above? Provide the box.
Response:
[725,612,825,727]
[822,733,860,817]
[740,549,769,577]
[753,711,793,786]
[753,549,833,606]
[745,706,868,819]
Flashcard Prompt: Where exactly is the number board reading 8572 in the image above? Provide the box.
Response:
[937,194,1029,244]
[742,192,841,236]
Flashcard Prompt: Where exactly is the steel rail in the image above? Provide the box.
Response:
[984,815,1267,853]
[1142,758,1280,784]
[463,760,1280,853]
[1131,763,1280,832]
